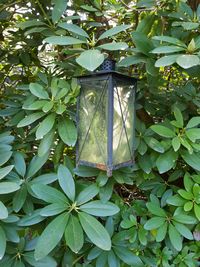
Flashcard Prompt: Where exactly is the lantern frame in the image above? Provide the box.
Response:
[76,70,137,176]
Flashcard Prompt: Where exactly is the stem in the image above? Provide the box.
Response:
[35,0,54,28]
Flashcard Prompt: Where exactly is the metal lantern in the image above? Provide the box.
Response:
[76,59,137,177]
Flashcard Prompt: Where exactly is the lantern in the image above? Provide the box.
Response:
[76,59,137,177]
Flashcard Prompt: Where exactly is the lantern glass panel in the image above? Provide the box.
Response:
[78,77,109,166]
[113,79,135,166]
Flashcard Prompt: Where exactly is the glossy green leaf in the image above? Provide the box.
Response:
[65,215,84,253]
[80,200,119,216]
[152,36,186,47]
[181,151,200,171]
[29,83,49,99]
[156,150,178,174]
[40,203,68,217]
[172,137,181,152]
[151,125,175,138]
[34,213,69,260]
[78,212,111,251]
[173,221,193,240]
[186,117,200,128]
[156,222,168,242]
[17,112,45,127]
[155,54,180,67]
[0,226,6,260]
[167,195,186,206]
[58,22,89,38]
[98,42,128,51]
[194,203,200,221]
[36,113,56,140]
[184,201,193,211]
[98,25,131,40]
[58,118,77,146]
[31,183,68,204]
[173,214,197,224]
[169,223,182,251]
[174,107,183,128]
[0,165,14,180]
[52,0,67,23]
[0,182,20,194]
[131,32,154,55]
[24,252,57,267]
[13,185,27,212]
[76,50,104,71]
[0,201,8,219]
[144,217,165,230]
[178,189,193,200]
[114,246,143,266]
[176,55,200,69]
[58,164,75,201]
[44,36,86,45]
[144,137,164,153]
[76,184,99,205]
[26,153,49,178]
[151,46,185,54]
[146,202,166,217]
[14,152,26,177]
[38,129,55,157]
[18,210,45,226]
[186,128,200,142]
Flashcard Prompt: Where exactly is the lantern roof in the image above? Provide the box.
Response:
[77,70,137,83]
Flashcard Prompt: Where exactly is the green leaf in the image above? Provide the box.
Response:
[168,223,182,251]
[184,201,193,211]
[58,118,77,146]
[18,210,45,226]
[57,164,75,201]
[98,42,128,51]
[144,137,164,153]
[194,203,200,221]
[144,217,165,230]
[151,46,185,54]
[138,227,147,245]
[155,55,179,67]
[13,185,27,212]
[173,214,197,224]
[118,55,147,67]
[40,203,67,217]
[74,166,99,177]
[29,83,49,99]
[108,250,119,267]
[38,129,55,157]
[44,36,86,45]
[181,151,200,171]
[114,246,143,266]
[0,201,8,219]
[131,32,154,55]
[32,173,58,185]
[52,0,67,24]
[186,128,200,142]
[58,22,89,38]
[146,203,166,217]
[17,112,45,127]
[76,50,104,71]
[26,153,49,178]
[14,152,26,177]
[186,117,200,128]
[152,36,186,47]
[80,200,119,216]
[173,221,193,240]
[25,100,48,110]
[24,252,57,267]
[34,213,69,260]
[176,55,200,69]
[31,183,68,204]
[0,151,12,167]
[42,101,54,113]
[172,137,181,152]
[182,22,199,30]
[65,215,84,253]
[178,189,193,200]
[0,182,20,194]
[0,226,6,260]
[156,222,168,242]
[173,107,183,128]
[156,150,178,174]
[150,125,175,138]
[76,184,99,205]
[17,20,46,30]
[0,165,14,180]
[167,195,186,206]
[36,113,56,140]
[78,212,111,251]
[98,25,131,40]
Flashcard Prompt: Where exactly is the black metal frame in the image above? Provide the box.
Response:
[76,71,137,176]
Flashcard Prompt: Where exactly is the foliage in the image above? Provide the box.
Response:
[0,0,200,266]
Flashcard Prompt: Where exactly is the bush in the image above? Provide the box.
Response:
[0,0,200,266]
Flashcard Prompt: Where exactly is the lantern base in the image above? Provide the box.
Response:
[76,160,134,178]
